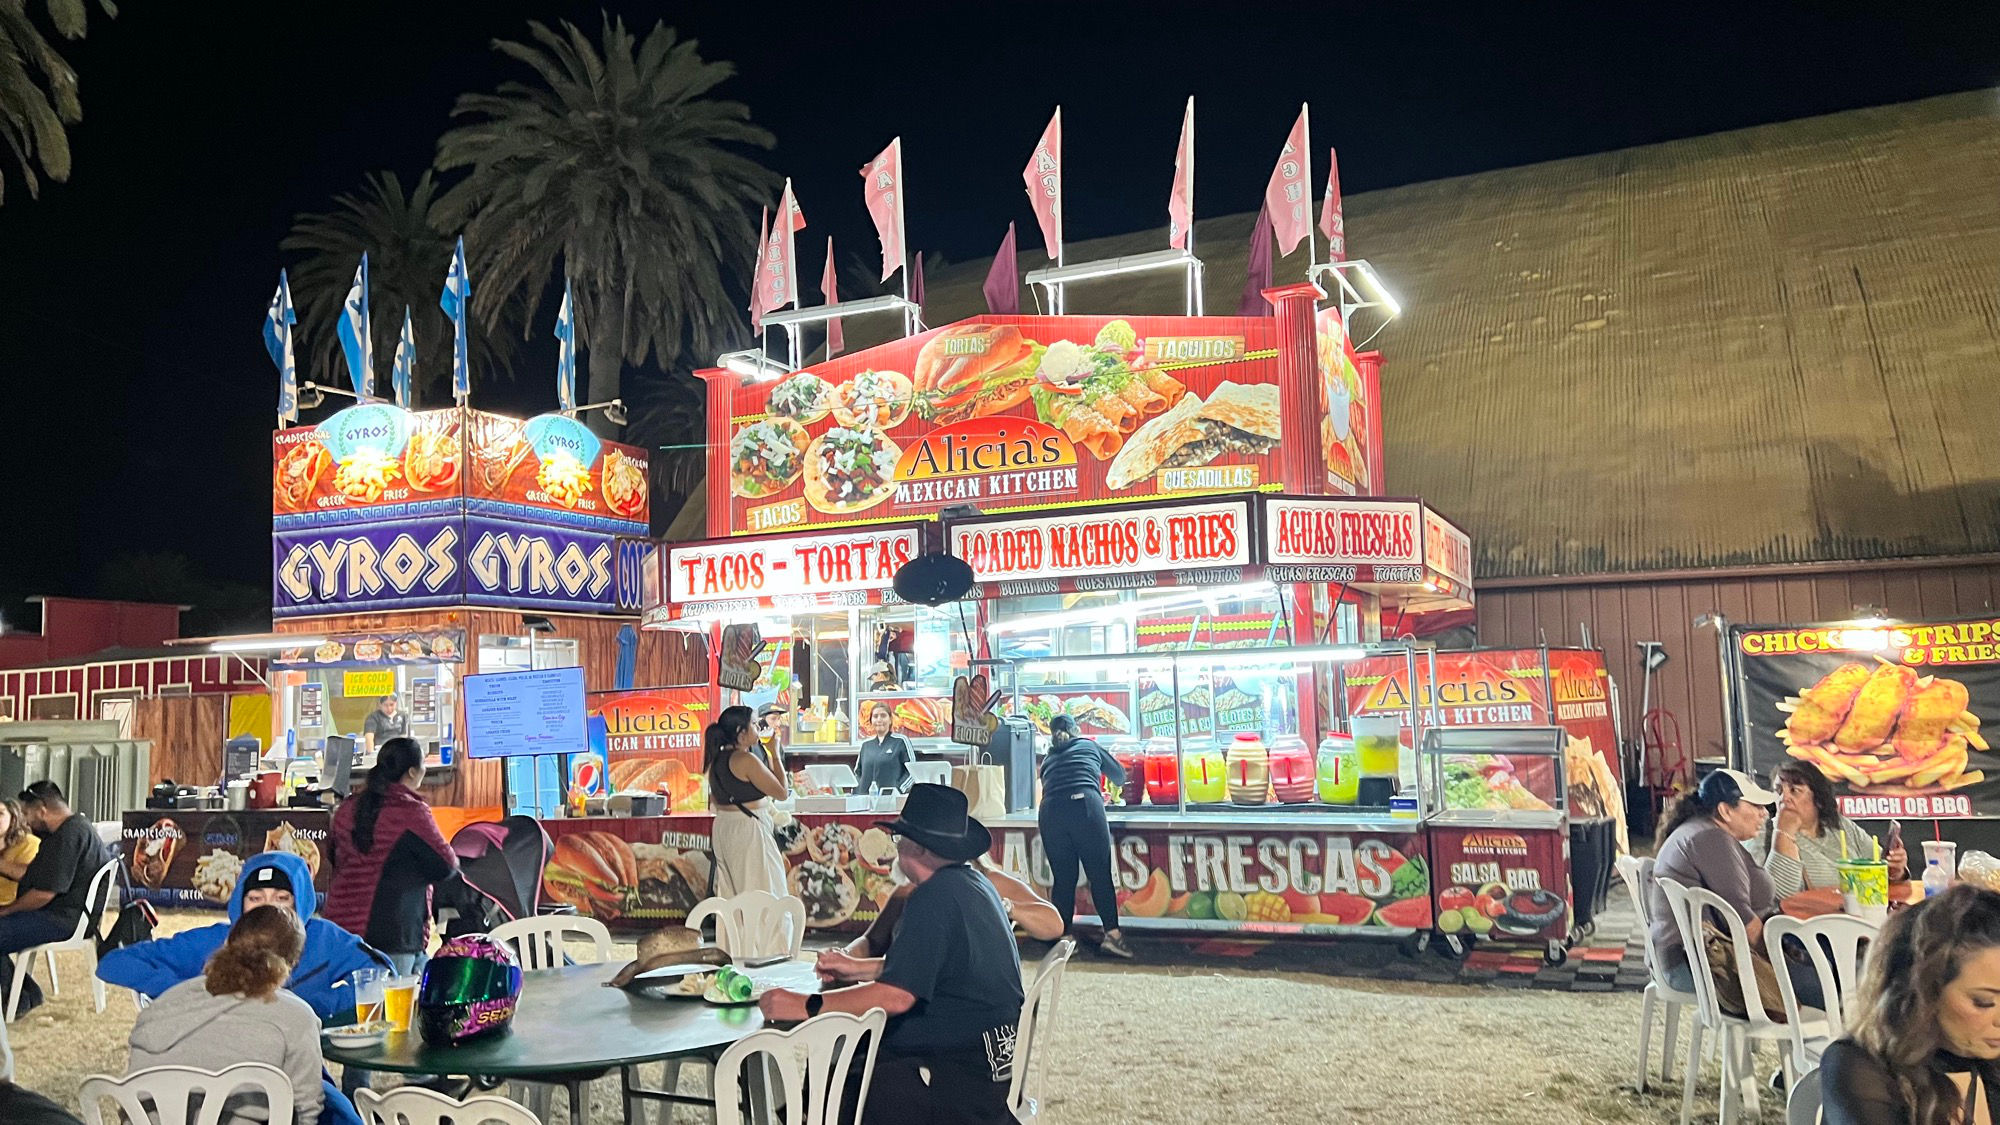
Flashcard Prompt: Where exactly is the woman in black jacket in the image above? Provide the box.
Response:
[1821,883,2000,1125]
[1038,715,1131,959]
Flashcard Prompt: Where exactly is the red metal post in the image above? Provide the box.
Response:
[694,367,734,539]
[1262,281,1328,497]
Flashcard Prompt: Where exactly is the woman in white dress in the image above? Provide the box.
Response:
[706,705,789,897]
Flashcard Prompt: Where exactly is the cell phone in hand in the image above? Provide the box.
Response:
[1887,820,1903,853]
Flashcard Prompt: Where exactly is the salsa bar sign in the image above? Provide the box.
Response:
[949,497,1253,588]
[661,526,923,619]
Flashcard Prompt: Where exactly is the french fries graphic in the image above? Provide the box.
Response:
[1777,659,1988,794]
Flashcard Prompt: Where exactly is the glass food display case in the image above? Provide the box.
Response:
[1420,725,1575,964]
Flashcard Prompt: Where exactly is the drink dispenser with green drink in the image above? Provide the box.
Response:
[1316,733,1360,804]
[1352,716,1403,806]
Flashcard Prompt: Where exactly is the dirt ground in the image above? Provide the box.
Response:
[8,913,1784,1124]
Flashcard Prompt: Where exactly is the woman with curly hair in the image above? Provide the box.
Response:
[1823,883,2000,1124]
[0,799,40,906]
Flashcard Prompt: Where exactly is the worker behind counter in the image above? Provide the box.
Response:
[361,696,407,752]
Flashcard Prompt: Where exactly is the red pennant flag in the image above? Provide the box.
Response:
[1239,203,1274,316]
[821,237,843,357]
[1320,147,1346,262]
[1264,105,1311,255]
[1022,107,1062,259]
[983,223,1019,315]
[1168,97,1194,250]
[912,251,926,312]
[860,138,905,283]
[749,206,770,334]
[759,180,805,316]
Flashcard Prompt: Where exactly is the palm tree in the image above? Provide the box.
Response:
[0,0,116,203]
[435,17,775,433]
[281,170,519,402]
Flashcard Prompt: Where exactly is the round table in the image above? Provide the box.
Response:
[323,960,821,1122]
[1780,881,1922,919]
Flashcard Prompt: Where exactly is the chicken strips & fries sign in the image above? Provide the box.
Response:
[1734,618,2000,819]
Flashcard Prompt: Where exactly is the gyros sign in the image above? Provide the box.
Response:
[667,527,922,606]
[274,517,618,615]
[950,499,1251,583]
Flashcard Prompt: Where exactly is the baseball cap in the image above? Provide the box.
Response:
[1699,768,1778,808]
[757,703,789,719]
[243,863,295,897]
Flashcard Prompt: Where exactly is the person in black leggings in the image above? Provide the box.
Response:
[1038,716,1133,959]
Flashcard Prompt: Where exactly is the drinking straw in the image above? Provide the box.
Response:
[1937,820,1944,842]
[1874,836,1882,862]
[1841,832,1849,861]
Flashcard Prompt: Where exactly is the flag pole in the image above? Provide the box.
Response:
[1302,102,1317,281]
[1186,96,1199,314]
[896,137,913,335]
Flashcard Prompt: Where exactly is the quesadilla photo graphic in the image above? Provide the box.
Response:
[1104,381,1280,489]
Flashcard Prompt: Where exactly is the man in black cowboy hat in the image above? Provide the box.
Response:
[761,783,1024,1123]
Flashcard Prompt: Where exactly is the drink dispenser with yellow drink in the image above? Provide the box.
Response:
[1352,716,1402,806]
[1182,741,1227,804]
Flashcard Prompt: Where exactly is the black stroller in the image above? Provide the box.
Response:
[435,815,560,939]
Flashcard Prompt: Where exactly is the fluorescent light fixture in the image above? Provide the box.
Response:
[986,582,1277,635]
[717,349,793,382]
[1025,247,1201,288]
[212,637,325,653]
[1017,643,1368,678]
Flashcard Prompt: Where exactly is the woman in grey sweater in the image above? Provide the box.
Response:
[1755,760,1907,897]
[126,905,327,1125]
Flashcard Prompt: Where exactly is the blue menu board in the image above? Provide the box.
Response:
[464,667,588,759]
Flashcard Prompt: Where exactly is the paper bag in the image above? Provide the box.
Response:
[951,759,1007,823]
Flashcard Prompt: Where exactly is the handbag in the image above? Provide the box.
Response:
[1702,920,1788,1023]
[98,863,157,958]
[951,755,1007,823]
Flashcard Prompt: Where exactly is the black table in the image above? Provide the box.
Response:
[323,960,821,1122]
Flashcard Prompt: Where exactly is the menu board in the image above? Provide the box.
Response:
[296,683,324,728]
[411,679,438,725]
[464,667,588,759]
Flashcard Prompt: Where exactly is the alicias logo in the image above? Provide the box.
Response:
[894,417,1076,481]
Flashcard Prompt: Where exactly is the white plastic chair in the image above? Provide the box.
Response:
[1787,1065,1822,1125]
[685,891,806,961]
[7,856,119,1021]
[488,915,615,972]
[0,1000,12,1082]
[711,1008,886,1125]
[78,1062,295,1125]
[355,1084,543,1125]
[1656,878,1829,1125]
[1010,939,1077,1123]
[1618,854,1701,1095]
[1765,913,1877,1075]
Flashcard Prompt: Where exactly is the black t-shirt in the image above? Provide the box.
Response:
[855,735,914,794]
[879,862,1024,1071]
[23,813,110,931]
[363,709,408,742]
[0,1083,85,1125]
[1820,1038,1997,1125]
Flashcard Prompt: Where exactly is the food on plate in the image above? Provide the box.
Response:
[193,850,243,903]
[1442,756,1553,813]
[668,971,713,997]
[265,822,322,876]
[543,831,638,918]
[429,634,458,660]
[471,418,532,492]
[912,324,1045,424]
[277,648,305,664]
[352,639,383,662]
[629,844,710,917]
[1211,687,1257,713]
[608,759,703,808]
[891,697,949,738]
[1103,382,1278,488]
[730,418,810,498]
[600,449,647,517]
[857,828,898,872]
[830,369,914,429]
[313,641,345,663]
[535,449,594,508]
[1029,324,1187,460]
[1778,663,1989,795]
[403,427,461,493]
[275,440,331,511]
[1105,395,1204,489]
[1019,694,1062,735]
[388,638,424,660]
[332,447,403,503]
[776,818,808,857]
[1181,683,1214,710]
[788,859,860,926]
[807,823,863,867]
[766,371,832,423]
[803,427,901,514]
[134,818,182,888]
[1062,695,1131,734]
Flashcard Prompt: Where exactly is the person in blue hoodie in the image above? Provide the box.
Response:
[100,851,388,1018]
[99,851,385,1125]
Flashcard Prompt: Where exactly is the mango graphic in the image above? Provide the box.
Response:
[1166,892,1192,917]
[1246,892,1292,923]
[1124,871,1172,918]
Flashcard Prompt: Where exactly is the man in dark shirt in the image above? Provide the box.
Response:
[362,696,408,752]
[0,781,112,1015]
[761,784,1024,1124]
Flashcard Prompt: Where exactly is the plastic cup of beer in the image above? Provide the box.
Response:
[382,976,419,1032]
[1838,859,1890,922]
[348,968,387,1024]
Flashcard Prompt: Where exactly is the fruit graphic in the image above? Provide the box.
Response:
[1438,886,1475,913]
[1438,910,1466,934]
[1185,891,1218,920]
[1282,890,1321,917]
[1246,892,1291,923]
[1124,871,1172,918]
[1214,891,1249,922]
[1479,896,1507,920]
[1167,892,1192,916]
[1372,896,1433,930]
[1464,907,1496,935]
[1317,891,1376,926]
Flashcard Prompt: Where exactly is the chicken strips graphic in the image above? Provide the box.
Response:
[1779,661,1988,794]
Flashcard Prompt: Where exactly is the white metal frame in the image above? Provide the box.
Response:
[1309,258,1403,336]
[1025,248,1207,316]
[759,294,923,370]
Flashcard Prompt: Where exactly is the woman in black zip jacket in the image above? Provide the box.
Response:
[1038,715,1132,959]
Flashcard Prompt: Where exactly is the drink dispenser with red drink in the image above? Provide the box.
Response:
[1106,738,1144,806]
[1142,736,1179,805]
[1269,735,1314,803]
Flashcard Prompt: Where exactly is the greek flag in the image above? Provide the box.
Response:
[337,254,374,401]
[555,277,577,413]
[390,307,415,409]
[265,270,299,423]
[440,236,471,403]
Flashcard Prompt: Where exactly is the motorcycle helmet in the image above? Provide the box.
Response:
[417,934,523,1045]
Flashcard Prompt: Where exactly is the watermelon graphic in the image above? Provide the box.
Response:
[1318,891,1375,926]
[1372,896,1433,930]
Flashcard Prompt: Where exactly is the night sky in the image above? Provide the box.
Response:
[2,1,1995,630]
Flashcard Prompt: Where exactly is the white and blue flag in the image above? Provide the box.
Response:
[337,255,375,401]
[555,277,577,413]
[265,270,299,423]
[440,236,471,404]
[391,306,415,409]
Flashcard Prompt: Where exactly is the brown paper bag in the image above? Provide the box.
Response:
[951,759,1008,823]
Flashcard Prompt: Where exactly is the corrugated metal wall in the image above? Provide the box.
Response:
[1476,557,2000,780]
